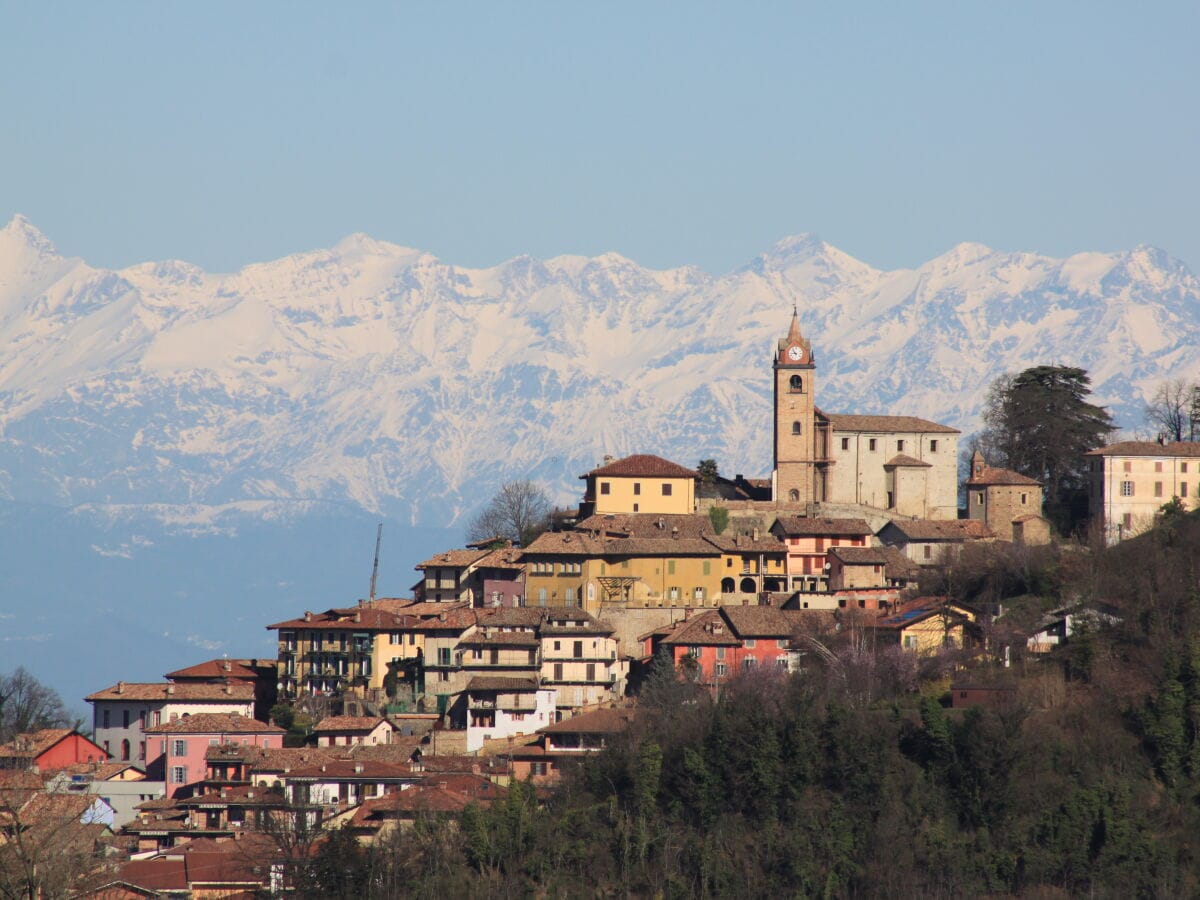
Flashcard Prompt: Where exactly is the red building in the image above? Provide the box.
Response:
[0,729,108,772]
[642,605,798,687]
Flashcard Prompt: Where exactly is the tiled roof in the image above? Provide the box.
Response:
[86,682,255,702]
[823,413,960,434]
[521,531,608,556]
[657,610,741,647]
[1087,441,1200,458]
[414,754,510,775]
[164,658,270,681]
[466,675,541,692]
[478,607,547,627]
[406,608,480,631]
[414,548,491,570]
[870,598,963,630]
[207,745,335,771]
[59,761,144,781]
[772,516,873,537]
[965,465,1041,486]
[351,784,470,817]
[540,620,615,636]
[879,545,921,580]
[884,453,932,468]
[603,537,720,557]
[313,716,389,734]
[143,713,283,735]
[342,738,426,763]
[828,545,890,565]
[266,603,444,631]
[704,533,788,553]
[720,604,797,638]
[284,759,412,780]
[882,519,994,541]
[574,513,715,539]
[0,729,78,759]
[540,707,636,735]
[472,547,526,570]
[581,454,698,479]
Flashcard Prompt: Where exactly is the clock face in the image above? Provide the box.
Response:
[787,345,804,362]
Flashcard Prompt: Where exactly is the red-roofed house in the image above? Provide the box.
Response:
[144,714,285,796]
[313,716,396,747]
[579,454,698,517]
[770,516,874,592]
[0,729,108,772]
[965,450,1047,542]
[642,606,798,687]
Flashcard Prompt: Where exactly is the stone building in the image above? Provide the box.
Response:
[964,450,1047,542]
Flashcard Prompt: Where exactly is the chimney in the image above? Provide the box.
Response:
[354,763,364,774]
[752,527,760,542]
[166,685,175,695]
[603,455,614,465]
[671,526,679,539]
[116,681,125,694]
[354,612,362,624]
[304,611,312,622]
[222,660,231,672]
[224,685,232,695]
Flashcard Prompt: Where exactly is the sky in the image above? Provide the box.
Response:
[2,2,1199,276]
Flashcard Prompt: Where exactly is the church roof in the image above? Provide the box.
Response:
[581,454,698,479]
[822,413,959,434]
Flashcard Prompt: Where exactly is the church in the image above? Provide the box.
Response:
[771,310,959,520]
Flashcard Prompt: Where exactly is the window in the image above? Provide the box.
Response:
[538,588,547,605]
[1020,493,1027,505]
[868,439,877,451]
[792,421,802,435]
[667,560,676,575]
[1154,482,1163,498]
[633,482,641,495]
[120,739,130,760]
[172,739,186,757]
[716,646,726,660]
[743,657,757,671]
[554,662,564,680]
[600,482,610,495]
[103,740,110,755]
[633,503,639,512]
[553,640,560,651]
[138,741,145,761]
[897,439,905,452]
[668,586,680,601]
[923,545,932,560]
[841,437,850,450]
[1182,462,1189,473]
[1120,481,1134,497]
[1122,513,1132,530]
[209,738,219,746]
[573,640,583,657]
[171,766,187,784]
[715,663,728,677]
[1155,461,1163,473]
[586,663,596,681]
[744,638,756,648]
[777,657,789,670]
[930,439,938,452]
[531,761,548,777]
[703,560,711,575]
[122,710,129,728]
[903,635,918,649]
[662,483,672,496]
[103,710,110,728]
[777,639,788,649]
[693,587,705,601]
[437,648,451,666]
[789,374,803,392]
[564,587,576,606]
[886,491,894,508]
[1123,461,1132,473]
[1181,483,1189,498]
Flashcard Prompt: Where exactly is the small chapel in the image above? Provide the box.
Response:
[771,309,959,520]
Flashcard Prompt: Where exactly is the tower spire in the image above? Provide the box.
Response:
[787,305,803,343]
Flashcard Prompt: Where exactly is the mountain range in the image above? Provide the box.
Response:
[2,215,1198,531]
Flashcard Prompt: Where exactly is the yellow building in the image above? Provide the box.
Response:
[866,599,977,656]
[1086,440,1200,543]
[579,454,697,516]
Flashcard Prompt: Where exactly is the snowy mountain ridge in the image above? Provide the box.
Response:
[2,215,1198,528]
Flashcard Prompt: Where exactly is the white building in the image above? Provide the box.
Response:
[1086,440,1200,543]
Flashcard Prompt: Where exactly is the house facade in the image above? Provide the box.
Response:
[143,713,285,797]
[579,454,698,517]
[965,451,1046,542]
[1086,440,1200,543]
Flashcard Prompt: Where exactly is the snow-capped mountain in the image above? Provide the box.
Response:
[2,215,1198,528]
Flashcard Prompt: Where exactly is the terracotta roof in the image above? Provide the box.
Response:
[351,784,470,817]
[603,537,720,557]
[657,610,741,647]
[473,547,526,570]
[521,531,609,556]
[206,745,335,771]
[581,454,698,479]
[884,453,932,468]
[284,759,413,780]
[882,519,994,541]
[406,608,480,631]
[415,772,508,802]
[574,512,716,539]
[86,682,255,702]
[828,545,890,565]
[871,598,964,630]
[341,738,426,763]
[540,620,615,636]
[879,545,921,580]
[772,516,873,537]
[466,675,541,692]
[0,728,78,759]
[313,716,390,734]
[720,604,797,638]
[267,603,448,631]
[143,713,284,735]
[966,465,1042,486]
[58,761,144,781]
[478,607,547,627]
[1087,440,1200,458]
[414,548,491,570]
[414,754,510,775]
[540,707,636,735]
[822,413,959,434]
[704,533,788,553]
[164,658,267,681]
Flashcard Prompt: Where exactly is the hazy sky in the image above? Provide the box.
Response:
[3,2,1198,275]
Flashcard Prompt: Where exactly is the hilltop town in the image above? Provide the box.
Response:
[3,312,1199,897]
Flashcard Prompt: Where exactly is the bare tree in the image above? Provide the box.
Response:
[1144,378,1198,442]
[0,779,108,899]
[466,480,551,548]
[0,669,72,744]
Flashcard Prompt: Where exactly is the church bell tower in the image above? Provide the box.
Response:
[773,308,817,505]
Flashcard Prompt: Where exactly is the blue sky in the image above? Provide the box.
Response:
[2,2,1198,275]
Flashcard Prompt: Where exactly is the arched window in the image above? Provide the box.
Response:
[789,374,803,392]
[791,421,802,435]
[788,489,800,502]
[121,739,130,761]
[721,577,735,594]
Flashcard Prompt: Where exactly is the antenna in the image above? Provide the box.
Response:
[368,523,383,603]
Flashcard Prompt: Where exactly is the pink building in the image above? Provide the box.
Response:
[143,713,285,797]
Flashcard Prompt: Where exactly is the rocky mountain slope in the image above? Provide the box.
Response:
[2,215,1197,528]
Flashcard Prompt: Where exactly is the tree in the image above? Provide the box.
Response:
[1144,378,1198,442]
[707,506,729,535]
[0,668,72,744]
[466,480,552,548]
[696,459,719,484]
[980,366,1115,527]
